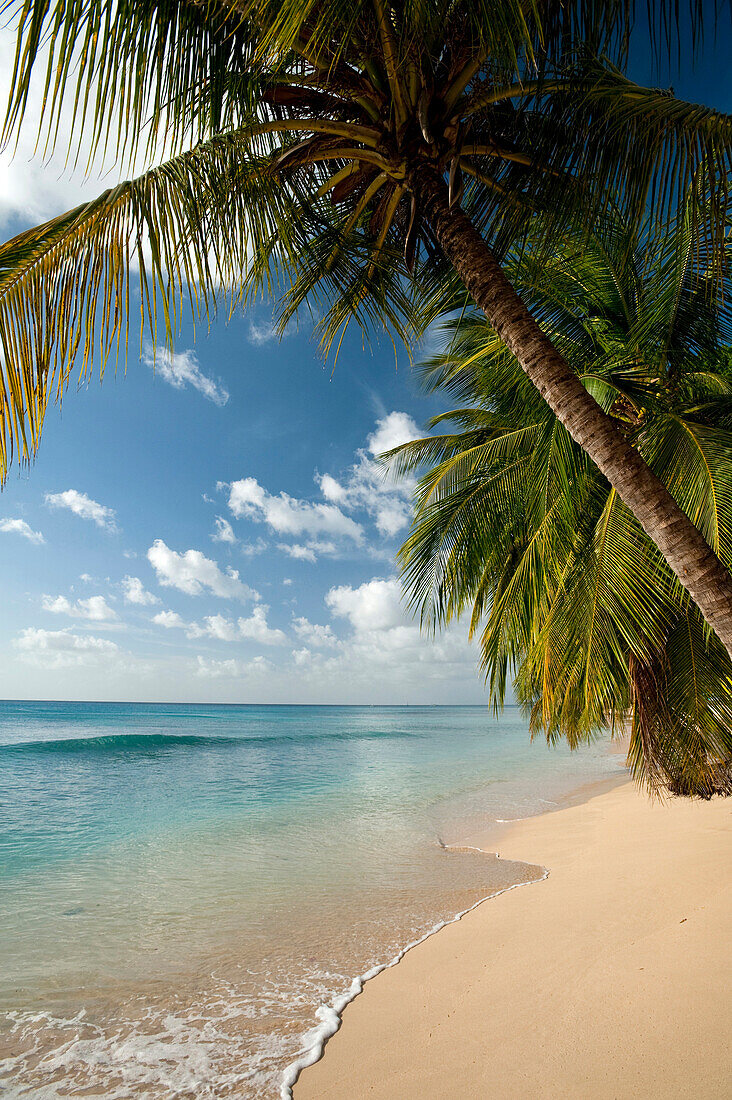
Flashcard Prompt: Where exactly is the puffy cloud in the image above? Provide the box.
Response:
[122,575,159,606]
[195,656,241,678]
[317,411,421,538]
[326,578,405,632]
[186,614,239,642]
[292,647,313,666]
[237,605,287,645]
[216,413,421,563]
[292,616,338,647]
[45,490,117,531]
[142,345,229,406]
[269,575,481,698]
[14,627,119,668]
[195,654,273,678]
[42,594,117,622]
[147,539,258,601]
[278,543,315,562]
[212,516,236,544]
[277,540,337,562]
[0,518,45,545]
[225,477,363,542]
[366,411,422,456]
[153,606,286,645]
[152,610,185,629]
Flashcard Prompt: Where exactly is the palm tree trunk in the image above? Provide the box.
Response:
[410,162,732,659]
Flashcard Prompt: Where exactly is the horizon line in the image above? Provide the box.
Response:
[0,697,517,708]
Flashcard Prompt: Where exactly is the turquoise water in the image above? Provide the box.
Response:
[0,702,624,1097]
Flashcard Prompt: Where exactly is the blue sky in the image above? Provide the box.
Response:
[0,301,482,702]
[0,13,729,703]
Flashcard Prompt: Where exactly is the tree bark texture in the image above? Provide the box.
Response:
[411,162,732,660]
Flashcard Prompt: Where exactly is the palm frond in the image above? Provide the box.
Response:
[394,193,732,793]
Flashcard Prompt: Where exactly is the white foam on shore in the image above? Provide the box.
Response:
[279,846,549,1098]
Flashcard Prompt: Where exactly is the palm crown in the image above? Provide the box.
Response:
[2,0,729,468]
[3,0,732,656]
[389,199,732,794]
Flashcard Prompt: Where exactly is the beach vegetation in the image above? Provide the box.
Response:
[1,0,732,654]
[389,196,732,796]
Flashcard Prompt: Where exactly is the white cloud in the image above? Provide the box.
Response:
[14,627,119,668]
[214,412,420,567]
[0,518,45,544]
[240,537,268,557]
[278,540,337,562]
[248,320,279,345]
[142,344,229,406]
[317,411,422,538]
[326,577,405,632]
[237,605,287,645]
[279,543,315,562]
[292,616,338,647]
[42,594,117,622]
[195,654,273,678]
[152,610,185,629]
[367,411,422,456]
[226,477,363,542]
[259,575,481,698]
[292,647,313,666]
[147,539,258,601]
[152,606,285,646]
[195,656,241,678]
[45,490,117,531]
[186,614,238,642]
[212,516,236,544]
[122,575,159,606]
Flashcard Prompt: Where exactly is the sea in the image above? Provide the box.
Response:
[0,701,625,1098]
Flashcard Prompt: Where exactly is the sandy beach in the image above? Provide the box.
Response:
[295,781,731,1099]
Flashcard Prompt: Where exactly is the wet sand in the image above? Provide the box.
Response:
[295,781,731,1099]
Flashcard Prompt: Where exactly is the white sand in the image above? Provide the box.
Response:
[295,781,731,1099]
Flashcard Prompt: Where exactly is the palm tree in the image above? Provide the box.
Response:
[2,0,732,649]
[389,200,732,794]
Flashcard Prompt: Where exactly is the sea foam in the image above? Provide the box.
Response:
[280,848,549,1098]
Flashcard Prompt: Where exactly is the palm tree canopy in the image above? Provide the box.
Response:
[1,0,731,480]
[389,198,732,794]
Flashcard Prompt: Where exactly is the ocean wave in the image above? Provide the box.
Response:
[0,727,421,756]
[0,733,245,756]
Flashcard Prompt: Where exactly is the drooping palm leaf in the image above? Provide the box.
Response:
[391,196,732,793]
[1,0,731,482]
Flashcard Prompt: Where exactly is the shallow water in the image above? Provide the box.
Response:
[0,702,624,1097]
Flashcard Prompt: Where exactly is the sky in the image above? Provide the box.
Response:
[0,9,729,703]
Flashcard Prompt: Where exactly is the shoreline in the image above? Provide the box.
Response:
[282,768,625,1098]
[293,780,731,1099]
[280,854,549,1099]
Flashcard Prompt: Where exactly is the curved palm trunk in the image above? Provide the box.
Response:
[411,163,732,659]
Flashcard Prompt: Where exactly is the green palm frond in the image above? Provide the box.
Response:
[1,0,731,482]
[394,195,732,794]
[0,132,303,473]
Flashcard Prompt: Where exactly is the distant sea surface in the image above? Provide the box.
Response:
[0,701,624,1097]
